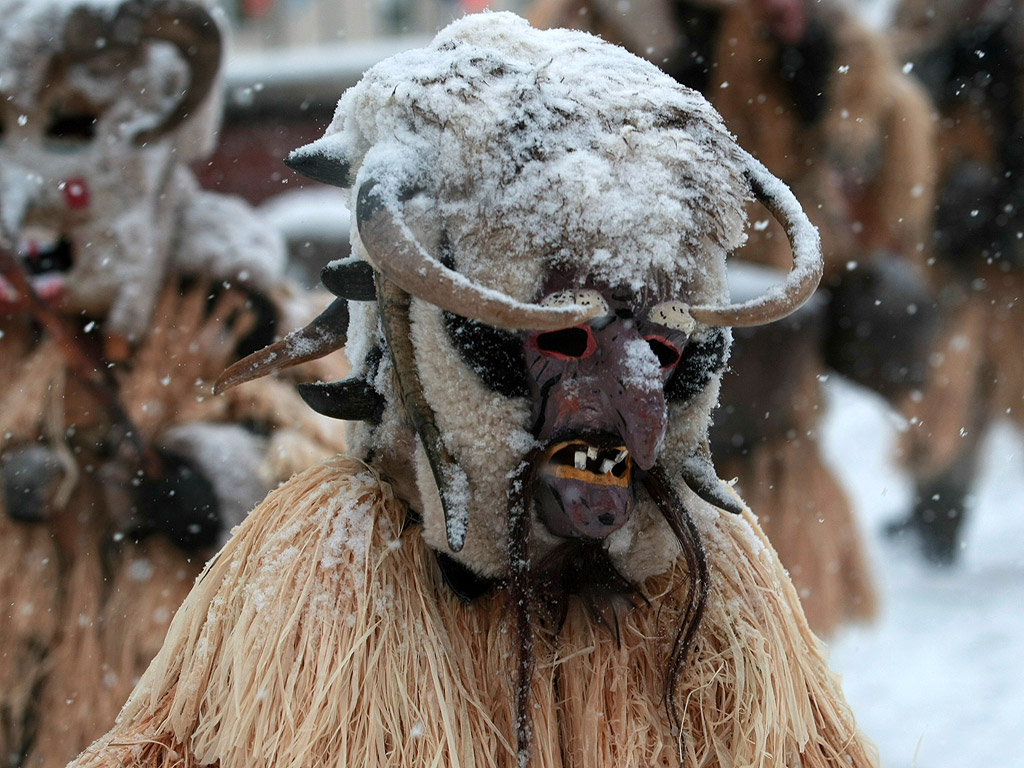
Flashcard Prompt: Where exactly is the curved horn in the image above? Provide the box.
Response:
[134,0,223,144]
[214,298,349,394]
[356,178,602,332]
[64,0,223,145]
[689,151,822,328]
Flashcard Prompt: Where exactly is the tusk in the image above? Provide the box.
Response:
[320,257,377,301]
[285,142,353,188]
[356,178,601,331]
[679,455,744,515]
[214,298,349,393]
[689,151,822,328]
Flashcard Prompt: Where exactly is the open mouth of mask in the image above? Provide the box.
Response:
[535,436,634,539]
[1,228,73,308]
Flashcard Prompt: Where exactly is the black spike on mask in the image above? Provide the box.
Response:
[297,378,385,424]
[321,258,377,302]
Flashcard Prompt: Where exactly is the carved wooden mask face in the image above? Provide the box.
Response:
[525,283,691,540]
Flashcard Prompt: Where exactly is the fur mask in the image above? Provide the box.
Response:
[223,12,821,586]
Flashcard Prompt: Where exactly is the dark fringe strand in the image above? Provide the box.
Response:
[506,455,710,765]
[643,463,710,741]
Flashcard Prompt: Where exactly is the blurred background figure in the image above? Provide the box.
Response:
[886,0,1024,563]
[529,0,941,633]
[0,1,342,765]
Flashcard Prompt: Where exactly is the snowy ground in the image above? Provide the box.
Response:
[820,377,1024,768]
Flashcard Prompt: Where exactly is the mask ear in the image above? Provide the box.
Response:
[62,0,223,145]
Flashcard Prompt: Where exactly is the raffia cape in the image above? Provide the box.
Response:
[69,456,878,768]
[0,283,344,768]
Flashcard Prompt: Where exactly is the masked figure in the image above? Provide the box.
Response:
[0,2,343,765]
[69,15,875,768]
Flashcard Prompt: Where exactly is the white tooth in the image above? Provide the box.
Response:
[587,446,598,460]
[600,459,615,474]
[574,451,587,470]
[615,449,628,463]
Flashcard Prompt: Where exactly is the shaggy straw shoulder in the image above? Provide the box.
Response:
[71,457,877,768]
[0,283,344,768]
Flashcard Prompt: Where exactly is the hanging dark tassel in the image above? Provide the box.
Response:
[642,464,709,740]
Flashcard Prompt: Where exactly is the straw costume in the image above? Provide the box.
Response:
[0,2,341,766]
[70,15,876,767]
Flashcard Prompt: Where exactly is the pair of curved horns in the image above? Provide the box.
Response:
[62,0,223,145]
[289,147,821,331]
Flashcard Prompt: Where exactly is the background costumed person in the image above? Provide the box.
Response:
[69,15,876,767]
[0,1,344,765]
[886,0,1024,562]
[529,0,942,632]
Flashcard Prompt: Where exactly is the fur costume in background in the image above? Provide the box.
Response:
[886,0,1024,562]
[71,15,875,767]
[529,0,942,633]
[0,2,344,766]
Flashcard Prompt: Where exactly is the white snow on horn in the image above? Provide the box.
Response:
[648,301,695,335]
[689,150,823,328]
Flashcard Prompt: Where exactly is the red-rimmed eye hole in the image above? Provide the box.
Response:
[644,335,682,368]
[534,326,597,359]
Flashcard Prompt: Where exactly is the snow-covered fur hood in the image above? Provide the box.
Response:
[0,0,226,161]
[0,0,288,344]
[285,13,819,580]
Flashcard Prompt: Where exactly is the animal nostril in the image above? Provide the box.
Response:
[535,326,595,359]
[645,336,681,368]
[597,513,616,526]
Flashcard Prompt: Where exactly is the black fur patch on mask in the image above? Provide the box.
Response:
[442,312,530,398]
[665,329,729,403]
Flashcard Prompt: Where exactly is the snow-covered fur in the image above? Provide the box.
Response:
[324,13,748,577]
[64,15,876,768]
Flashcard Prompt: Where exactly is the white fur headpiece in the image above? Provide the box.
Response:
[278,13,821,579]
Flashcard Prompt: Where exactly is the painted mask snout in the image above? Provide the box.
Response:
[525,290,687,541]
[536,437,634,539]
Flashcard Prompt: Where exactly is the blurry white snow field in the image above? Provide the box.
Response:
[819,376,1024,767]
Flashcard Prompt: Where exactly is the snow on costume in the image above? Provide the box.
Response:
[0,2,343,766]
[527,0,943,632]
[69,14,877,768]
